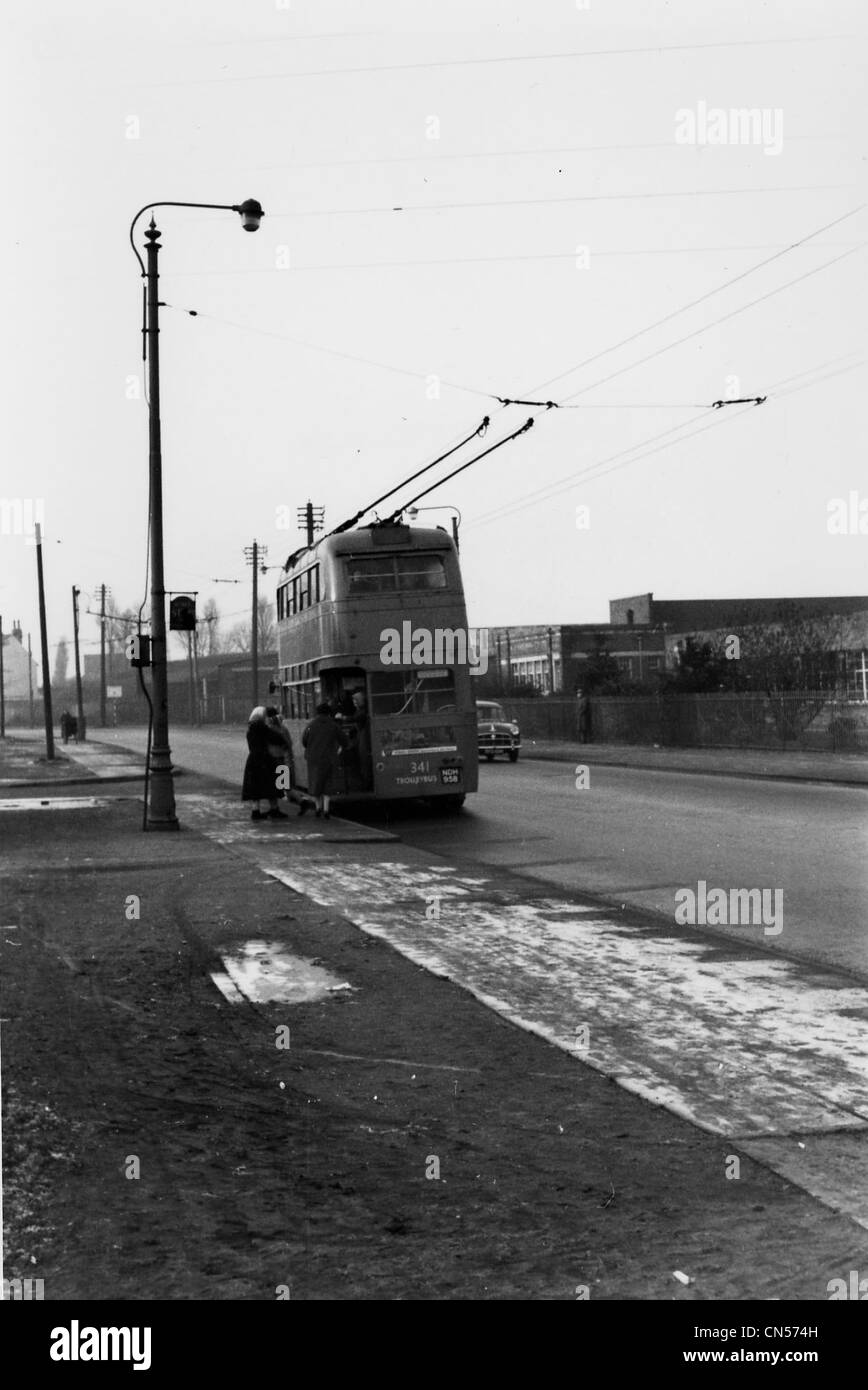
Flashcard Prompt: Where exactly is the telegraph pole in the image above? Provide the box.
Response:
[0,615,6,738]
[35,523,55,759]
[186,630,196,726]
[99,583,109,727]
[27,633,34,727]
[72,586,86,740]
[297,501,324,549]
[192,624,201,724]
[244,541,266,710]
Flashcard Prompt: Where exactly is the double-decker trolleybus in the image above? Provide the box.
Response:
[275,521,479,809]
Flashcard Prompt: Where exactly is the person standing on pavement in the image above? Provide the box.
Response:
[300,701,346,819]
[576,687,591,744]
[264,705,293,777]
[241,706,288,821]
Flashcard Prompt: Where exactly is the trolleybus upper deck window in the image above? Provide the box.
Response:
[346,553,447,593]
[280,564,320,616]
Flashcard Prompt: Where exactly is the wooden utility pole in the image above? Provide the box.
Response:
[0,615,6,738]
[99,583,108,727]
[192,625,201,724]
[35,523,55,759]
[244,541,266,710]
[27,633,34,726]
[252,541,258,709]
[72,586,86,740]
[186,631,196,726]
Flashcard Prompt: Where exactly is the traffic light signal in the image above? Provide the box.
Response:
[169,595,196,631]
[125,634,152,667]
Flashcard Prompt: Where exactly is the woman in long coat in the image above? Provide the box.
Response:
[300,702,346,819]
[241,706,288,820]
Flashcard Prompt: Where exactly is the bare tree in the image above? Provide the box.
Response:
[223,622,250,654]
[200,597,222,656]
[257,596,276,654]
[223,598,276,656]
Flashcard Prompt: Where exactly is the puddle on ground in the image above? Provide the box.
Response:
[211,940,354,1004]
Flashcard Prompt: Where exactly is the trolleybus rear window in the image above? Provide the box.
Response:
[346,553,447,593]
[370,669,455,715]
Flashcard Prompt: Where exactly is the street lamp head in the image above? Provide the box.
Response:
[235,198,264,232]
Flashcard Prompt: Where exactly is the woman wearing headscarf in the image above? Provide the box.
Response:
[241,706,288,820]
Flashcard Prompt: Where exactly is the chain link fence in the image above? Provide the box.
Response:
[499,693,868,753]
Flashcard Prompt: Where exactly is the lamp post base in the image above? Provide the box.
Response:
[147,753,179,831]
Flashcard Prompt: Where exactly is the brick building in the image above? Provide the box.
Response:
[484,622,667,694]
[610,593,868,700]
[485,593,868,698]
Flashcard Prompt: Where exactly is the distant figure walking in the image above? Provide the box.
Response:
[241,706,288,821]
[576,687,591,744]
[301,702,346,820]
[60,710,72,745]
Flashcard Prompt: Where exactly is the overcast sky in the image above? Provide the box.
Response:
[3,0,866,677]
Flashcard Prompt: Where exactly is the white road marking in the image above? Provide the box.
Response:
[0,798,108,811]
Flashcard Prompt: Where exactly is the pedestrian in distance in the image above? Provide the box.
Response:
[241,705,288,821]
[300,701,346,819]
[576,686,591,744]
[60,710,72,744]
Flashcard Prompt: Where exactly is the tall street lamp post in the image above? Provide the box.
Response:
[130,198,264,830]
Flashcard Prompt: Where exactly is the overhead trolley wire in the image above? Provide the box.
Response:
[469,351,863,532]
[148,33,853,87]
[517,203,866,402]
[557,243,865,404]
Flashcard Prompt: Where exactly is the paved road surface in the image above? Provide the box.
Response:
[102,726,868,981]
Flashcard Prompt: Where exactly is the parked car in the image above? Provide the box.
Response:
[476,700,521,762]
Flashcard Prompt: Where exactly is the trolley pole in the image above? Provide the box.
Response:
[35,523,55,759]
